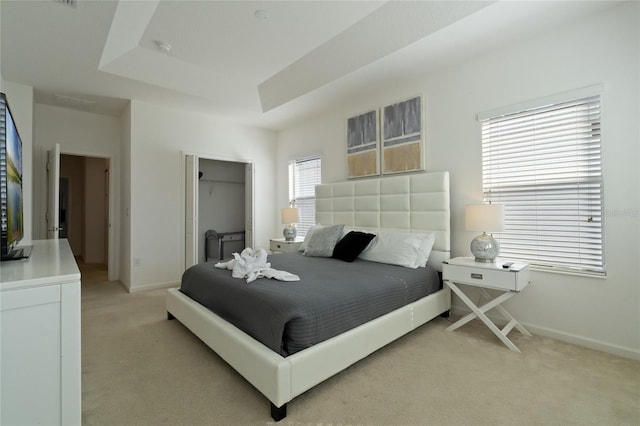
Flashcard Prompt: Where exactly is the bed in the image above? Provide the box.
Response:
[166,171,451,421]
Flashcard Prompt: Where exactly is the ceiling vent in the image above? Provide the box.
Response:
[55,0,77,8]
[53,94,96,112]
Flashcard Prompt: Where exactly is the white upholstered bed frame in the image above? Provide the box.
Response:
[166,171,451,421]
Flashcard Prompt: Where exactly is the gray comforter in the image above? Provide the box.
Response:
[180,252,440,356]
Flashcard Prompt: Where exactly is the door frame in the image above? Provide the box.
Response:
[49,148,118,281]
[181,151,255,270]
[46,143,60,239]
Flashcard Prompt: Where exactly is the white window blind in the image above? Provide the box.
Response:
[289,156,321,237]
[480,94,605,275]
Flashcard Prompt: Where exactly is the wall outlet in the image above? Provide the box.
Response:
[134,257,141,267]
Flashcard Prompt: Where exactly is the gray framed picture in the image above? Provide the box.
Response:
[381,95,424,175]
[346,109,380,178]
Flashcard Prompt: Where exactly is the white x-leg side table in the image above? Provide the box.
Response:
[443,257,532,352]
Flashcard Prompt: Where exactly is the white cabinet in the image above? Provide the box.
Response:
[1,239,81,425]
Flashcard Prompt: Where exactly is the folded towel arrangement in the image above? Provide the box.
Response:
[215,247,300,283]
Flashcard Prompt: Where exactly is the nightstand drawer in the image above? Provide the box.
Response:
[443,260,529,292]
[269,239,302,253]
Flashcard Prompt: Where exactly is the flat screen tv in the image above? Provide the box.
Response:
[1,92,29,261]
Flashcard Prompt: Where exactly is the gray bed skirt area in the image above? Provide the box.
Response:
[179,252,441,357]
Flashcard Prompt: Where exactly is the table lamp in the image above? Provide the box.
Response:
[281,207,301,241]
[465,203,504,262]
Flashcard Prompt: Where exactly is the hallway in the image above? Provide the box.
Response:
[76,259,108,284]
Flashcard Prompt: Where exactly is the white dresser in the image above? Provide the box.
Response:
[1,239,81,425]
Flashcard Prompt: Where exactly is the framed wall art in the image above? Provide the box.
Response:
[346,109,380,179]
[380,95,424,175]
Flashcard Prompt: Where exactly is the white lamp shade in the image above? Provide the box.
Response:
[281,207,301,224]
[465,204,505,232]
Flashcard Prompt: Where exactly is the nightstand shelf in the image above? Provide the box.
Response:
[443,257,532,352]
[269,238,302,254]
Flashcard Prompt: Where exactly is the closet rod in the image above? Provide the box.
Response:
[199,179,244,184]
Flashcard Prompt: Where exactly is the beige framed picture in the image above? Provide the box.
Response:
[381,95,424,175]
[346,109,380,179]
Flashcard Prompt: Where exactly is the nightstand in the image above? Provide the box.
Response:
[269,238,302,254]
[443,257,532,352]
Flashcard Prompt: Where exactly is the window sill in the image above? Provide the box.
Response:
[530,264,607,279]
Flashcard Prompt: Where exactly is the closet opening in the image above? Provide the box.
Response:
[184,154,254,269]
[198,158,246,263]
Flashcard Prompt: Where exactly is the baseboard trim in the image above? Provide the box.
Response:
[128,280,180,293]
[522,323,640,361]
[450,306,640,361]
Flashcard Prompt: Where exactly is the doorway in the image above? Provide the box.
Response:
[59,154,109,278]
[198,158,246,263]
[184,154,254,269]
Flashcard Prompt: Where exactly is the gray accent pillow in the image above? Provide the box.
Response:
[303,224,345,257]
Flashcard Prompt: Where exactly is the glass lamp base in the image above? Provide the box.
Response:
[283,225,297,242]
[470,232,500,262]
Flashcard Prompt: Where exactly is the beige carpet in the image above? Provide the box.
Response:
[80,274,639,426]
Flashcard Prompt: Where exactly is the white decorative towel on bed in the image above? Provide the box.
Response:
[215,247,300,283]
[257,268,300,282]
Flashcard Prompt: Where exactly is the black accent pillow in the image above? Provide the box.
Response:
[332,231,376,262]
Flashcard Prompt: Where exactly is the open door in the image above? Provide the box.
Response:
[185,154,198,269]
[47,144,60,239]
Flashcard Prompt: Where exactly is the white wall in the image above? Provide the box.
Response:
[33,103,121,278]
[120,103,132,288]
[276,3,640,358]
[127,100,277,291]
[33,104,120,235]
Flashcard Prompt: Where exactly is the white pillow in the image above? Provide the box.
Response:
[359,231,435,268]
[415,232,436,268]
[359,231,421,268]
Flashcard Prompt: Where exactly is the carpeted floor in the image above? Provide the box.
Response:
[80,270,640,426]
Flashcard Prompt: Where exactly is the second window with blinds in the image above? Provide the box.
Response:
[288,156,321,238]
[478,87,605,276]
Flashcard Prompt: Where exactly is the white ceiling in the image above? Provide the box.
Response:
[0,0,618,130]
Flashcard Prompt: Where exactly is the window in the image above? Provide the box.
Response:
[479,91,604,275]
[288,156,321,237]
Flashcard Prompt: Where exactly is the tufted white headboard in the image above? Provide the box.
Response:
[315,171,451,272]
